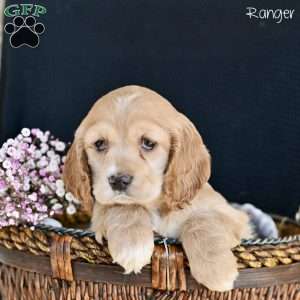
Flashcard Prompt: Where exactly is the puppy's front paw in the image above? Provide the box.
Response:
[95,229,104,244]
[189,250,238,292]
[108,228,154,274]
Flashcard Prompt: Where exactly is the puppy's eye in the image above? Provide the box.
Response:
[94,139,108,152]
[141,137,156,151]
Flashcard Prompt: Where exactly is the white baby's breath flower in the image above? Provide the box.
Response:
[55,141,66,152]
[6,139,15,146]
[48,161,59,172]
[6,176,14,183]
[50,198,58,204]
[2,160,11,169]
[66,204,76,215]
[8,219,15,225]
[13,149,21,160]
[0,149,6,159]
[1,142,8,150]
[47,150,55,158]
[7,147,16,157]
[65,192,74,202]
[72,196,81,205]
[40,135,48,143]
[23,137,32,143]
[36,130,43,139]
[28,193,37,202]
[56,187,65,198]
[55,179,64,188]
[40,185,48,194]
[27,159,36,169]
[0,128,79,228]
[21,128,31,137]
[5,169,13,177]
[34,150,42,159]
[52,203,63,211]
[23,183,30,191]
[52,154,61,163]
[16,134,23,141]
[10,211,19,218]
[40,143,49,154]
[37,157,48,168]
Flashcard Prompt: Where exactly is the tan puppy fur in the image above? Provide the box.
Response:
[63,85,251,292]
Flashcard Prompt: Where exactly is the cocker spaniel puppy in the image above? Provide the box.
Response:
[63,85,251,291]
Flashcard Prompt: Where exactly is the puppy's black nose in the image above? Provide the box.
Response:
[108,173,133,191]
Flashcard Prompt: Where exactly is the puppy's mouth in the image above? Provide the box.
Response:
[113,191,132,200]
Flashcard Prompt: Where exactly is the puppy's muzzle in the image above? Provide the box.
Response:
[108,173,133,191]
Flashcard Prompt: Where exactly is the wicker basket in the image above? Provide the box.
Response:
[1,215,300,300]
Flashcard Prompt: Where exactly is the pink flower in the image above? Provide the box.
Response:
[48,175,55,182]
[39,169,46,177]
[31,128,40,136]
[11,160,20,170]
[0,180,7,190]
[0,128,79,228]
[28,193,37,202]
[20,143,29,150]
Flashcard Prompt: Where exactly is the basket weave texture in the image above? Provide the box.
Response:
[0,215,300,300]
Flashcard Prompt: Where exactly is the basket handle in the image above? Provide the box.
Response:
[152,244,187,291]
[50,234,74,281]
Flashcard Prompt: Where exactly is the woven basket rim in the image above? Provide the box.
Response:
[1,244,300,290]
[32,214,300,246]
[1,213,300,286]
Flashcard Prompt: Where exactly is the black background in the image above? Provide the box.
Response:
[1,0,300,217]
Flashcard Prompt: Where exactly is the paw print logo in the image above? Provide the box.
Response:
[4,16,45,48]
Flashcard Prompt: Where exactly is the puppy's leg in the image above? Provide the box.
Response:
[96,204,154,274]
[90,203,107,244]
[180,208,249,292]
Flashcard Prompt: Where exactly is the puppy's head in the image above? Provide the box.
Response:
[63,86,210,216]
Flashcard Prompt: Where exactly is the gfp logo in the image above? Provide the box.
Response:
[4,4,47,48]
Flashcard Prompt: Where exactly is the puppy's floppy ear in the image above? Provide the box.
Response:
[63,139,94,217]
[163,114,211,210]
